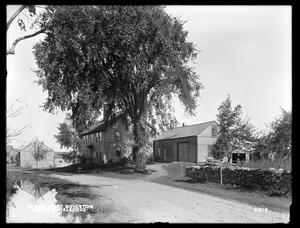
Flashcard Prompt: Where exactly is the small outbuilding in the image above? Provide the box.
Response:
[53,152,73,167]
[17,139,55,169]
[153,121,219,164]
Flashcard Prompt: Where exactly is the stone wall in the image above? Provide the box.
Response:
[185,165,292,196]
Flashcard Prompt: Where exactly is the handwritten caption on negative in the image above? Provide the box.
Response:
[27,204,94,212]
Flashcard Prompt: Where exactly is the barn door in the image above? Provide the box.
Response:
[163,147,167,161]
[178,142,189,162]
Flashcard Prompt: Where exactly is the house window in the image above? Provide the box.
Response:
[112,122,118,129]
[99,132,102,142]
[116,150,121,157]
[212,126,218,137]
[115,131,121,142]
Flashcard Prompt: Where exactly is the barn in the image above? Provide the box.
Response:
[153,121,219,164]
[17,139,54,169]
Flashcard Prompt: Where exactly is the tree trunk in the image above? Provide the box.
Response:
[132,115,147,170]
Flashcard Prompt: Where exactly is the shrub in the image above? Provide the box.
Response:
[119,157,128,165]
[242,157,291,171]
[146,154,155,164]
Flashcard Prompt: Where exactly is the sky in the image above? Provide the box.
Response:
[6,5,292,151]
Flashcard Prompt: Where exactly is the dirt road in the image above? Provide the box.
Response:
[49,171,290,223]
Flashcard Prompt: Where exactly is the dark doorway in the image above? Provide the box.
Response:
[232,153,246,163]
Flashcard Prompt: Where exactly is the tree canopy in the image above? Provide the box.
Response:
[54,115,84,163]
[265,108,292,159]
[33,5,202,153]
[211,95,256,162]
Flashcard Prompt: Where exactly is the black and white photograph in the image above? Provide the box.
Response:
[6,5,291,223]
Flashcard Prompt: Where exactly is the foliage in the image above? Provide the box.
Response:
[267,108,292,159]
[241,157,291,171]
[211,134,228,160]
[252,108,292,166]
[32,5,202,163]
[54,114,86,163]
[7,5,48,55]
[211,95,256,162]
[32,139,51,168]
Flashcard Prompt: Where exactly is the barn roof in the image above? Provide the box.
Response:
[20,139,54,152]
[154,121,218,141]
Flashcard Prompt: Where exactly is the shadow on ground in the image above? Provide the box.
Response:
[46,163,154,176]
[174,178,201,184]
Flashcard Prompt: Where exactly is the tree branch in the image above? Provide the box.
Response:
[7,29,46,55]
[7,5,27,32]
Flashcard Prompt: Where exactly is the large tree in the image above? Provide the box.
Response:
[33,6,202,161]
[211,95,256,163]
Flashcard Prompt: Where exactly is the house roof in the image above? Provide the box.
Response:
[80,120,106,136]
[154,121,218,141]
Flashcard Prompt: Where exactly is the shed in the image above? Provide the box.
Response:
[153,121,219,163]
[53,152,72,167]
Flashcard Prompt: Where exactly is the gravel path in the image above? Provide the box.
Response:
[49,169,290,223]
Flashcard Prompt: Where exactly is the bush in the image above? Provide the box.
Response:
[119,157,128,165]
[146,154,155,164]
[241,157,291,171]
[108,158,114,164]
